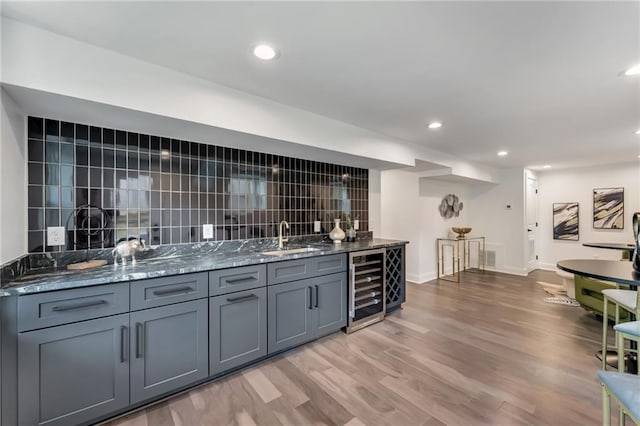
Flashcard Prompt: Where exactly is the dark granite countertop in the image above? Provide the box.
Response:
[0,238,407,296]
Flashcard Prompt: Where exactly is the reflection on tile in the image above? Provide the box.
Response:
[25,116,369,253]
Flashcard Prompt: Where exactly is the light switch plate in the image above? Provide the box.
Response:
[313,220,321,233]
[353,220,359,230]
[203,224,214,239]
[47,226,66,246]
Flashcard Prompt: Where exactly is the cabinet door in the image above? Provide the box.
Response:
[267,280,314,354]
[130,299,208,404]
[18,314,130,426]
[313,272,348,337]
[210,288,267,376]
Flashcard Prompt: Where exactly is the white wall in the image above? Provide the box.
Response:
[0,88,26,264]
[538,162,640,269]
[379,168,530,282]
[379,170,421,282]
[467,168,528,276]
[368,170,382,236]
[418,179,469,281]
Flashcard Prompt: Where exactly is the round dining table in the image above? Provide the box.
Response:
[557,259,640,288]
[582,242,635,261]
[557,259,640,372]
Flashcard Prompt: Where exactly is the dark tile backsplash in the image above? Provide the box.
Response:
[27,117,369,252]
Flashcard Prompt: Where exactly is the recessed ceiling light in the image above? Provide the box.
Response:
[635,129,640,135]
[497,150,508,157]
[543,165,551,169]
[427,122,442,129]
[624,63,640,76]
[253,44,279,60]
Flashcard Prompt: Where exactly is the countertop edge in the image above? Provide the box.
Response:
[2,239,408,296]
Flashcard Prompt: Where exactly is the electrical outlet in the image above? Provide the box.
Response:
[203,224,214,239]
[314,220,321,233]
[47,226,66,246]
[354,220,359,230]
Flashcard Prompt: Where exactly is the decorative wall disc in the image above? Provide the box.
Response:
[439,194,463,219]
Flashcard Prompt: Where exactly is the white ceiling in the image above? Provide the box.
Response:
[2,1,639,170]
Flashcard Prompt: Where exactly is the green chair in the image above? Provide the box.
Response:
[574,275,630,322]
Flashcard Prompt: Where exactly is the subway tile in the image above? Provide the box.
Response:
[76,124,89,144]
[45,119,59,142]
[25,116,368,252]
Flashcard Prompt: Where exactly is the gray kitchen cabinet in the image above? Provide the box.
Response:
[209,287,267,376]
[313,272,348,337]
[130,299,208,404]
[267,279,315,354]
[18,314,130,426]
[268,272,347,354]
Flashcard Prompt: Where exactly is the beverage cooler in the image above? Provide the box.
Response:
[346,248,386,333]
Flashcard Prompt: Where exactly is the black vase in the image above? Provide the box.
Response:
[633,212,640,272]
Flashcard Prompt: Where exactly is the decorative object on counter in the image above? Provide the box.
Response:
[112,238,146,266]
[67,259,108,270]
[594,187,624,229]
[345,214,357,242]
[439,194,463,219]
[553,202,579,241]
[329,219,346,244]
[633,211,640,273]
[451,227,472,239]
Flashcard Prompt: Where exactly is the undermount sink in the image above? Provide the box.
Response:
[261,247,321,256]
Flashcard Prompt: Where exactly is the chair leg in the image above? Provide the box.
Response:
[603,296,610,370]
[618,407,624,426]
[618,331,625,372]
[603,384,611,426]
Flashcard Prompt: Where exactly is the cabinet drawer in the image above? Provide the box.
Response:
[131,273,208,311]
[311,254,347,276]
[209,265,266,296]
[267,258,312,285]
[18,283,129,332]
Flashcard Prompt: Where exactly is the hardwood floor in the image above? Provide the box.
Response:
[105,270,610,426]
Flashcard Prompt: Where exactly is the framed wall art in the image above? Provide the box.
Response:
[593,187,624,229]
[553,202,579,241]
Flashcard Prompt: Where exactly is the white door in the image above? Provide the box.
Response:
[526,175,539,271]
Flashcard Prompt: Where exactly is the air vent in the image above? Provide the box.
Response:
[485,250,496,267]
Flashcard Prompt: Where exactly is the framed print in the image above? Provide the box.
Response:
[553,202,579,241]
[593,187,624,229]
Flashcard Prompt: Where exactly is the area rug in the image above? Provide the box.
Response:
[543,296,581,307]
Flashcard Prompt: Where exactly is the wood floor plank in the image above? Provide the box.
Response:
[261,361,310,407]
[242,368,283,403]
[102,269,607,426]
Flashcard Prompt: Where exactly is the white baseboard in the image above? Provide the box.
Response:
[407,272,436,284]
[539,262,557,271]
[484,265,529,277]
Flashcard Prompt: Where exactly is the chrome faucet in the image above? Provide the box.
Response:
[278,220,290,249]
